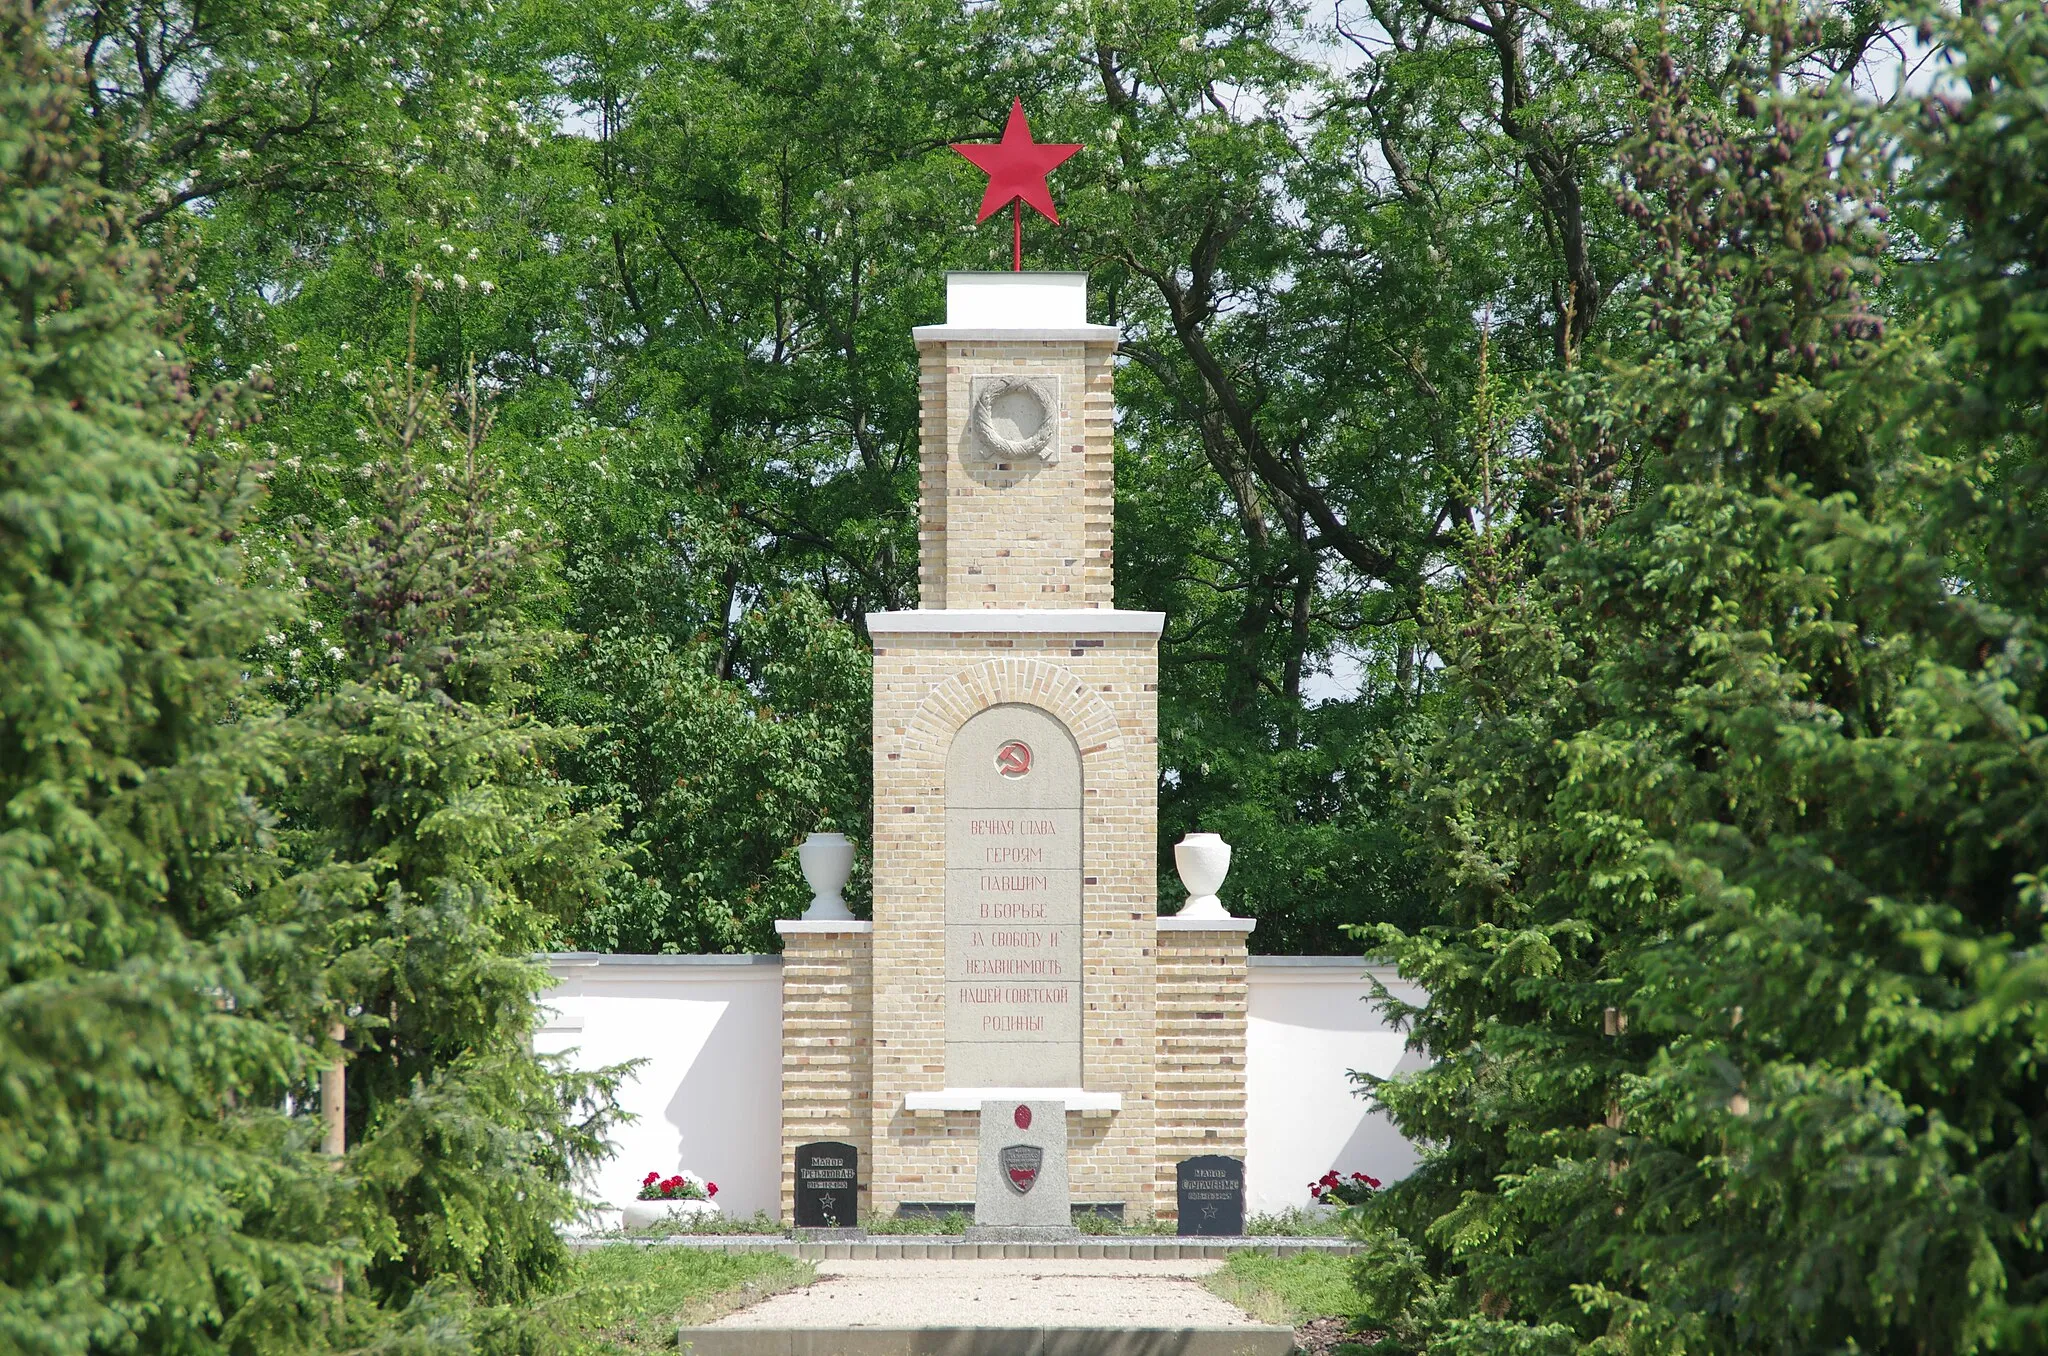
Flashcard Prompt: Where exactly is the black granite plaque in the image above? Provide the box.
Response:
[1176,1155,1245,1236]
[794,1141,859,1228]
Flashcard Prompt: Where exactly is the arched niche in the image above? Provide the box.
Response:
[943,703,1083,1087]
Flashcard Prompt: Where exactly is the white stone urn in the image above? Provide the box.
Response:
[620,1198,720,1233]
[797,832,856,921]
[1173,832,1235,919]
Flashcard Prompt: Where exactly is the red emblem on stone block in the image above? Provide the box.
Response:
[995,741,1032,779]
[1014,1104,1032,1130]
[1002,1143,1043,1195]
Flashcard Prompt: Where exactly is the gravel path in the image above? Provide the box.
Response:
[708,1258,1257,1329]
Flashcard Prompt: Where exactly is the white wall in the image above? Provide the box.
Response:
[538,954,783,1224]
[1244,957,1425,1216]
[539,952,1420,1225]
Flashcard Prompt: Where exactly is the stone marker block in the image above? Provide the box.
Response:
[794,1141,860,1229]
[1175,1155,1245,1237]
[966,1099,1077,1240]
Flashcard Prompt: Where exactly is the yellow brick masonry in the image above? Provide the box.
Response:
[1153,931,1250,1221]
[869,636,1162,1216]
[916,336,1117,609]
[777,927,873,1223]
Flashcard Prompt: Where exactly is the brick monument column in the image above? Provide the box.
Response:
[770,271,1253,1225]
[1152,915,1255,1223]
[866,272,1163,1217]
[773,918,873,1223]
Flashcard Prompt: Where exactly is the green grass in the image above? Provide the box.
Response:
[1245,1206,1347,1237]
[1203,1250,1362,1327]
[616,1208,784,1235]
[859,1209,972,1234]
[568,1244,815,1352]
[1075,1209,1175,1234]
[862,1209,1192,1235]
[607,1205,1346,1240]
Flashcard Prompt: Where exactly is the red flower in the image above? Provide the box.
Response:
[643,1171,659,1185]
[1308,1165,1382,1205]
[707,1182,718,1197]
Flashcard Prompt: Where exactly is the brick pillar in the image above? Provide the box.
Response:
[1153,917,1255,1222]
[775,920,873,1223]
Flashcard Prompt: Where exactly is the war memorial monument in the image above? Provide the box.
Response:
[773,264,1256,1231]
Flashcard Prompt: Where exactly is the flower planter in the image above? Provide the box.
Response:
[620,1198,720,1233]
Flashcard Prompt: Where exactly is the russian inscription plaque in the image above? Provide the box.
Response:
[944,704,1083,1086]
[793,1141,859,1229]
[1176,1155,1245,1236]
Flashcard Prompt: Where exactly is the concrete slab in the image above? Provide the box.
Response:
[707,1258,1245,1331]
[678,1329,1296,1356]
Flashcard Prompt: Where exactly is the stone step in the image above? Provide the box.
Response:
[569,1236,1358,1261]
[675,1326,1297,1356]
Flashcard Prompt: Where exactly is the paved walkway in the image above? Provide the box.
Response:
[710,1258,1257,1329]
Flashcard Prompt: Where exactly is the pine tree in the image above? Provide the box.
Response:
[271,307,625,1317]
[1354,6,2048,1352]
[0,6,342,1351]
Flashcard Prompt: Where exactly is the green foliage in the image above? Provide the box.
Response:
[1354,6,2048,1352]
[49,0,1935,967]
[268,320,629,1318]
[857,1210,972,1235]
[1246,1207,1348,1238]
[524,421,875,951]
[0,7,343,1349]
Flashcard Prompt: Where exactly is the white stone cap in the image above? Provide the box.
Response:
[905,1087,1123,1113]
[1157,917,1258,934]
[951,272,1086,325]
[774,919,875,935]
[913,273,1118,345]
[868,609,1164,635]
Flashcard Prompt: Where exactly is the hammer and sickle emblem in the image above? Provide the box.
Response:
[994,741,1033,779]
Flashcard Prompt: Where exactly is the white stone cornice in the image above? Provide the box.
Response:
[912,324,1122,345]
[867,609,1164,636]
[1156,917,1258,934]
[904,1087,1123,1113]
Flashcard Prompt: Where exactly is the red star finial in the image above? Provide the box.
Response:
[951,100,1082,270]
